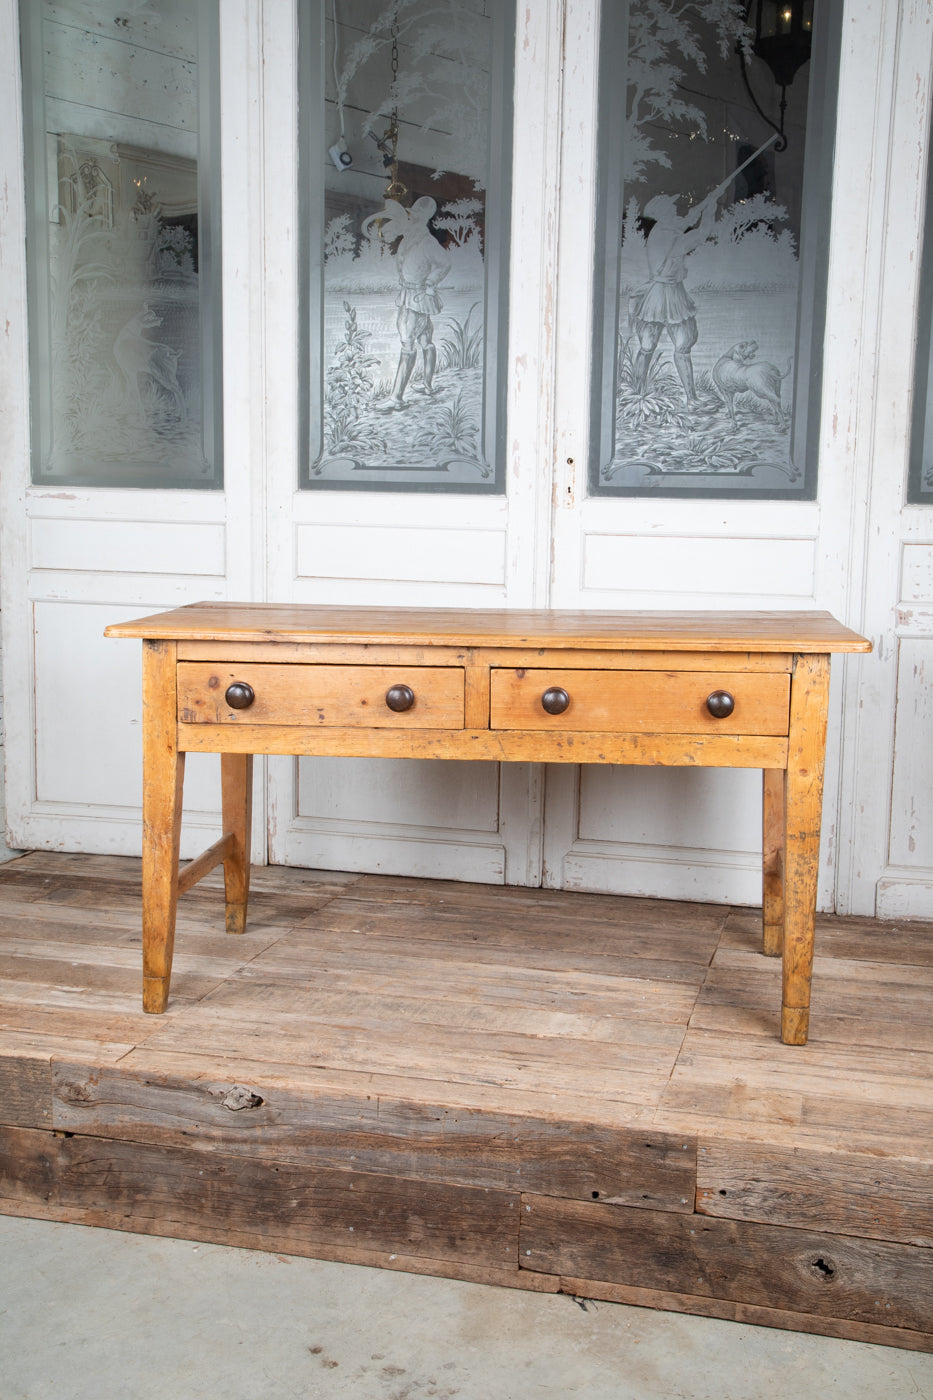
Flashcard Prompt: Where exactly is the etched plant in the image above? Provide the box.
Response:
[438,303,483,372]
[413,391,482,464]
[323,301,385,456]
[655,434,746,473]
[55,282,111,452]
[615,336,692,431]
[48,195,116,370]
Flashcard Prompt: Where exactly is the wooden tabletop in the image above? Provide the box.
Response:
[105,603,871,653]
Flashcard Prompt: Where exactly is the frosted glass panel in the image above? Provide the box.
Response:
[909,113,933,503]
[299,0,514,493]
[590,0,840,498]
[20,0,221,487]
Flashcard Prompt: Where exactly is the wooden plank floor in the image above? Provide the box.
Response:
[0,851,930,1351]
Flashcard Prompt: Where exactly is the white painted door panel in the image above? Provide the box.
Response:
[543,765,764,906]
[275,756,508,883]
[295,522,508,591]
[581,529,818,602]
[31,599,221,852]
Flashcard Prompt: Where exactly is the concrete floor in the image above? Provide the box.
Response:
[0,1216,930,1400]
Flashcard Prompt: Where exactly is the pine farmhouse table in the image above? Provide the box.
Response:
[105,604,870,1045]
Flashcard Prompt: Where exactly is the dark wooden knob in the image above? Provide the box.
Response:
[541,686,571,715]
[385,684,415,713]
[706,690,735,719]
[224,682,255,710]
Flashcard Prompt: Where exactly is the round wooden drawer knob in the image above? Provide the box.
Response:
[706,690,735,719]
[385,684,415,713]
[541,686,571,715]
[224,682,255,710]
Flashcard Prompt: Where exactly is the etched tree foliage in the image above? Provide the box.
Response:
[48,148,203,473]
[625,0,749,181]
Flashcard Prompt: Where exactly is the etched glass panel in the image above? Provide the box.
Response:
[299,0,513,492]
[20,0,221,488]
[590,0,840,498]
[908,126,933,504]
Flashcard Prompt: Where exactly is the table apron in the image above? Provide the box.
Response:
[174,723,789,767]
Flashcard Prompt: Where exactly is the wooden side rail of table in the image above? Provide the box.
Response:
[105,604,870,1045]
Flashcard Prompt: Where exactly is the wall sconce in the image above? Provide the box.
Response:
[740,0,814,151]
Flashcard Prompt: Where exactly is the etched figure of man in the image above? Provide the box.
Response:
[361,196,450,412]
[629,192,718,404]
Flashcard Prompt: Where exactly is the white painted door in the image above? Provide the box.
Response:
[538,0,888,912]
[0,0,258,863]
[835,0,933,921]
[257,2,560,883]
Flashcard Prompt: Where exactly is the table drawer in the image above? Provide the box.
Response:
[177,663,465,728]
[490,669,790,735]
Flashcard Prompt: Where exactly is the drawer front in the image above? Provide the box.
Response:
[177,663,465,729]
[490,669,790,735]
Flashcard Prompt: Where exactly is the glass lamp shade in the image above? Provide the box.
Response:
[753,0,813,88]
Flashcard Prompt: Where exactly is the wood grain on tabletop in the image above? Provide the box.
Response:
[174,642,798,671]
[104,601,872,652]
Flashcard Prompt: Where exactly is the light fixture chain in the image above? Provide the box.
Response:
[384,6,407,202]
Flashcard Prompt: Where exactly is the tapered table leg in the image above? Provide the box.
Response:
[141,640,184,1013]
[221,752,253,935]
[762,767,785,957]
[781,653,830,1045]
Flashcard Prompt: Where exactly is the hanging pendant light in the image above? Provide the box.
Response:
[752,0,814,89]
[739,0,814,151]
